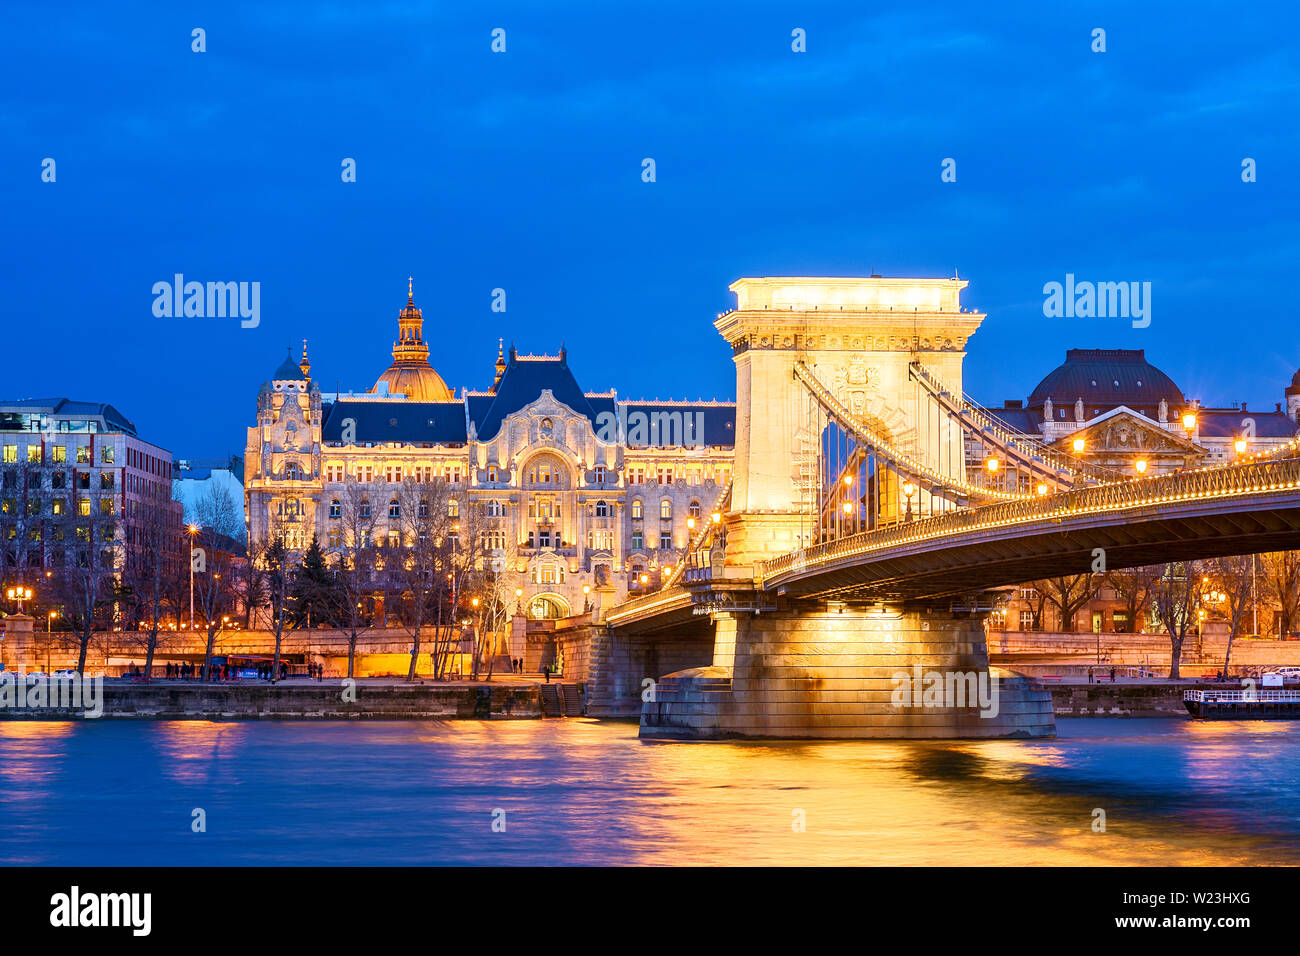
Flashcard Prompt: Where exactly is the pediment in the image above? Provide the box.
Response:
[1052,407,1201,454]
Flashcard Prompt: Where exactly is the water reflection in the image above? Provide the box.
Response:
[0,718,1298,865]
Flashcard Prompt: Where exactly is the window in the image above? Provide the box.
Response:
[631,499,643,520]
[1,446,14,463]
[631,531,643,550]
[52,498,64,515]
[100,472,114,490]
[76,446,90,464]
[52,446,66,463]
[660,499,672,520]
[659,532,673,550]
[27,446,41,464]
[360,499,371,518]
[487,465,499,483]
[388,530,400,548]
[688,500,701,519]
[389,499,400,519]
[78,472,90,489]
[78,498,90,516]
[285,461,302,480]
[330,499,341,518]
[100,498,114,516]
[328,530,340,548]
[101,446,114,464]
[657,467,673,485]
[1019,610,1035,631]
[538,530,552,548]
[418,499,429,518]
[594,465,606,484]
[448,498,460,518]
[595,500,609,517]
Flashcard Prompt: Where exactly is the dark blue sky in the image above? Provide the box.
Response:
[3,1,1297,458]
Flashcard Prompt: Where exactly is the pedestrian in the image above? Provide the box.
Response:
[1110,666,1116,683]
[544,664,550,683]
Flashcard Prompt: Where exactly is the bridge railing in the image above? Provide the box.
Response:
[760,454,1300,584]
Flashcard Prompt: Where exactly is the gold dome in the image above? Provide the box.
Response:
[371,279,454,402]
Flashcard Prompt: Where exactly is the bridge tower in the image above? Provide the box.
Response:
[716,276,984,572]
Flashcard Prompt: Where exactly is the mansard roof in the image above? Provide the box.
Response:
[620,401,737,446]
[320,399,467,445]
[470,350,597,441]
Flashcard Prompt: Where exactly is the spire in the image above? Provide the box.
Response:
[407,275,414,303]
[493,337,506,390]
[299,338,311,381]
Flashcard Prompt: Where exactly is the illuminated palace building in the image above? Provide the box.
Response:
[244,283,735,618]
[980,348,1300,634]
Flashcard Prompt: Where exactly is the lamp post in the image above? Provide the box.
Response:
[902,480,916,522]
[582,583,591,613]
[186,523,199,630]
[47,610,56,674]
[6,586,32,614]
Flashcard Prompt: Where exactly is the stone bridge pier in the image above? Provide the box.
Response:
[638,603,1055,740]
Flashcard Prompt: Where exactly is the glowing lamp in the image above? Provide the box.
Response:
[711,512,721,524]
[985,457,999,473]
[1235,438,1248,455]
[1037,483,1049,496]
[841,502,853,514]
[1134,459,1148,474]
[1182,412,1197,430]
[1072,438,1086,453]
[842,475,853,487]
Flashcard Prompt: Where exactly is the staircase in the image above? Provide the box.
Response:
[538,682,585,717]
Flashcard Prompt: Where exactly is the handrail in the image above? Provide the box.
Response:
[794,361,1029,503]
[760,453,1300,584]
[1185,689,1300,702]
[908,360,1123,482]
[661,478,733,589]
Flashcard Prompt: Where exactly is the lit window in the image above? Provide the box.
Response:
[330,499,341,518]
[595,499,609,517]
[660,499,672,520]
[631,499,643,519]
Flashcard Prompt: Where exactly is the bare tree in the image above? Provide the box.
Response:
[121,487,184,678]
[1204,554,1254,677]
[192,483,242,680]
[1105,564,1161,634]
[396,477,453,680]
[1151,562,1204,680]
[55,489,123,675]
[1039,574,1095,633]
[1261,551,1300,640]
[326,477,380,679]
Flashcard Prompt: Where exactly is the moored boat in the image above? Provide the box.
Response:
[1184,689,1300,719]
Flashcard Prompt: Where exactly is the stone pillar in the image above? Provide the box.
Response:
[0,614,35,672]
[641,604,1055,740]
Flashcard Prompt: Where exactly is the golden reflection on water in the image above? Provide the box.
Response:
[576,724,1300,867]
[0,722,74,809]
[152,721,250,784]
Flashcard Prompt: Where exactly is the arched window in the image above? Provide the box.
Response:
[595,499,609,517]
[688,499,701,518]
[660,499,672,520]
[388,499,400,519]
[631,498,643,519]
[487,500,503,517]
[448,498,460,518]
[285,461,302,480]
[329,499,340,518]
[526,453,567,488]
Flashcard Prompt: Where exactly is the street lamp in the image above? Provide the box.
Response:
[1235,437,1248,455]
[186,523,200,630]
[1134,458,1148,475]
[1072,438,1086,453]
[902,480,916,521]
[583,583,592,612]
[1182,411,1197,431]
[710,512,721,525]
[1036,482,1049,497]
[985,457,999,473]
[6,586,32,614]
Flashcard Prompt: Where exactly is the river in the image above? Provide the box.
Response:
[1,718,1296,866]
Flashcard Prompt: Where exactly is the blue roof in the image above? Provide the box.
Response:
[620,403,736,446]
[1200,410,1298,439]
[321,400,467,444]
[471,351,596,441]
[273,349,305,381]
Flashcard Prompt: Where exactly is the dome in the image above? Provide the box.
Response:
[370,280,454,402]
[375,364,453,402]
[1287,366,1300,395]
[1027,349,1184,414]
[273,348,306,381]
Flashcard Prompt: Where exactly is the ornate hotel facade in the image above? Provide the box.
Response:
[244,284,736,619]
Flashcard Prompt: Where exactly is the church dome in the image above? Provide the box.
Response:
[1286,366,1300,396]
[1027,349,1184,415]
[371,280,454,402]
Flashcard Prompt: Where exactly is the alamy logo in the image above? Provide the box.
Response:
[152,274,260,328]
[1042,273,1151,328]
[890,666,1000,718]
[0,672,103,718]
[50,886,151,936]
[593,407,706,448]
